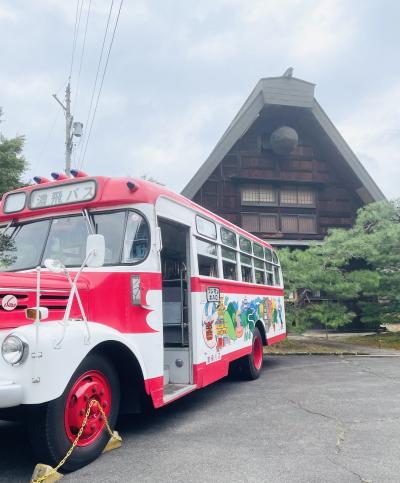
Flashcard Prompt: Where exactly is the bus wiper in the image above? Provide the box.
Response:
[81,209,94,235]
[0,219,16,236]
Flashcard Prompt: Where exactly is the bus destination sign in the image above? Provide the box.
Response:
[30,180,96,209]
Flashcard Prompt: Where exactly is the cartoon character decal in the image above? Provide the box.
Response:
[202,293,285,351]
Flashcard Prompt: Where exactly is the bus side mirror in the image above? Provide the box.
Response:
[155,227,163,252]
[86,234,105,268]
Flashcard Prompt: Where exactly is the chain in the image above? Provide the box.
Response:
[32,399,113,483]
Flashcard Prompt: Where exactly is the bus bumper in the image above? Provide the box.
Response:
[0,380,23,408]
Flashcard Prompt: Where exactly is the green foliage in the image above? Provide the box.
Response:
[0,232,16,268]
[0,108,28,198]
[279,199,400,332]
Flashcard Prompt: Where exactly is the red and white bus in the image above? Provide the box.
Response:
[0,173,285,470]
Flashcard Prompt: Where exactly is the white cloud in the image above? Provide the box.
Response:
[186,32,238,61]
[125,94,241,189]
[291,0,357,59]
[0,4,17,22]
[338,82,400,199]
[183,0,357,69]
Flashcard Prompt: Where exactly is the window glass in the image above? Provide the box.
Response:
[241,185,276,205]
[43,216,87,266]
[253,243,264,259]
[198,255,218,277]
[0,220,50,271]
[272,251,279,265]
[266,271,274,286]
[221,246,236,261]
[280,186,315,206]
[196,238,218,277]
[196,238,217,257]
[266,262,273,272]
[123,212,150,263]
[298,188,315,206]
[223,261,236,280]
[254,258,264,269]
[240,253,252,266]
[280,187,298,205]
[4,192,26,214]
[241,265,253,283]
[239,236,252,254]
[93,212,125,264]
[265,248,273,262]
[274,266,281,286]
[196,216,217,239]
[255,270,264,285]
[220,227,236,248]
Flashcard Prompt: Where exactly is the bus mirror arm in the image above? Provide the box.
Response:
[155,227,163,252]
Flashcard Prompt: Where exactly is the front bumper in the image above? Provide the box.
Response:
[0,380,23,408]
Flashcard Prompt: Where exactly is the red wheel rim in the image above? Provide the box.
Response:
[253,334,263,370]
[64,370,111,447]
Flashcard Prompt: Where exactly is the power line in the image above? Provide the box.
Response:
[80,0,124,169]
[69,0,82,80]
[31,109,61,176]
[73,0,92,109]
[77,0,114,164]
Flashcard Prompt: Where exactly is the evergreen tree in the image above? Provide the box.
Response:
[0,108,28,198]
[279,200,400,332]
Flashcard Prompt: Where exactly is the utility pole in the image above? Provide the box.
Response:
[53,81,82,176]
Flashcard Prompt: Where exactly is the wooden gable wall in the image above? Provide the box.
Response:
[192,106,364,243]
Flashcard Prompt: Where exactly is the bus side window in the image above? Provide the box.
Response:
[273,266,281,286]
[266,262,274,286]
[240,253,253,283]
[196,238,218,277]
[123,212,150,264]
[254,258,265,285]
[221,247,237,280]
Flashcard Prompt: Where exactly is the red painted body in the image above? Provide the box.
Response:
[0,175,286,411]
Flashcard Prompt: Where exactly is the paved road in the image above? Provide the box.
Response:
[1,355,400,483]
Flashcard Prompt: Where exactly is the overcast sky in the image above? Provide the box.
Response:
[1,0,399,198]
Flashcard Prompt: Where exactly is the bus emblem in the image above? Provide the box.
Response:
[2,295,18,311]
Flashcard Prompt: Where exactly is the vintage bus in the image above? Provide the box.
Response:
[0,173,285,471]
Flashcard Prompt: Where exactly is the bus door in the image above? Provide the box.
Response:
[158,218,193,392]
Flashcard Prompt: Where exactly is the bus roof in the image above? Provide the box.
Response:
[0,175,274,250]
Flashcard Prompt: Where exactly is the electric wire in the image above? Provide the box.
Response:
[80,0,124,169]
[73,0,92,110]
[31,109,61,177]
[77,0,114,164]
[69,0,82,80]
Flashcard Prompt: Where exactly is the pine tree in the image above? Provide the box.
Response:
[0,108,28,198]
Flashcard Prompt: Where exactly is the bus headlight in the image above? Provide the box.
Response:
[1,334,29,366]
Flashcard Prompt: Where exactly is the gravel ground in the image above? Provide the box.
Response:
[1,355,400,482]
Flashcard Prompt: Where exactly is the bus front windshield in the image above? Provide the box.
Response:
[0,210,150,272]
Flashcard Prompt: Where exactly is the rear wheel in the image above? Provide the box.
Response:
[28,353,120,472]
[238,327,264,380]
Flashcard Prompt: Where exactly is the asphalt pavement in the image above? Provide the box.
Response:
[1,355,400,482]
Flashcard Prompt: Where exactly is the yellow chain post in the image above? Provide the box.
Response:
[31,399,122,483]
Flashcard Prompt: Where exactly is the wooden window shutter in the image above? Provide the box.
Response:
[281,215,299,233]
[242,213,260,232]
[260,214,278,232]
[299,216,316,233]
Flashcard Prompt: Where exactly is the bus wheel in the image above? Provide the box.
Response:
[28,353,120,472]
[239,327,264,380]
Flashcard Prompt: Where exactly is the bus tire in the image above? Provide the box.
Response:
[239,327,264,380]
[28,352,120,472]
